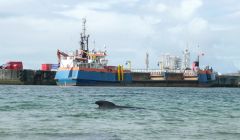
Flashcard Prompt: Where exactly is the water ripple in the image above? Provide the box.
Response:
[0,86,240,140]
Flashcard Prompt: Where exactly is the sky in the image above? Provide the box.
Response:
[0,0,240,73]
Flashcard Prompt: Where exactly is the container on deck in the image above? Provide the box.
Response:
[3,61,23,70]
[51,64,59,71]
[41,64,52,71]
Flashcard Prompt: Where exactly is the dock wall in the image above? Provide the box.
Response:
[1,69,239,87]
[0,69,56,85]
[216,75,240,87]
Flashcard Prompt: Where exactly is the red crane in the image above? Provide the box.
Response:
[57,49,68,65]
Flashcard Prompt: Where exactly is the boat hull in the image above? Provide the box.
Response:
[55,69,132,86]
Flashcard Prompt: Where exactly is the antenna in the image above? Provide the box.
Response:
[93,40,96,50]
[82,18,86,37]
[197,44,200,62]
[145,52,149,70]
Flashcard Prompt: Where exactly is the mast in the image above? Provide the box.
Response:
[197,44,200,67]
[182,48,190,70]
[80,18,90,61]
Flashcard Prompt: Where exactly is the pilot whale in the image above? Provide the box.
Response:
[95,100,144,109]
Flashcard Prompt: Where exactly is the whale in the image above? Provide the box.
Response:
[95,100,144,109]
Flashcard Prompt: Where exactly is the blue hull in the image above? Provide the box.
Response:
[198,73,216,83]
[55,69,132,86]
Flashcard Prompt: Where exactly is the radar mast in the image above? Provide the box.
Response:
[80,18,90,61]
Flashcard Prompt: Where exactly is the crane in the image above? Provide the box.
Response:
[57,49,69,65]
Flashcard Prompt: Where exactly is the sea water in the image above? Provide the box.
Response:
[0,85,240,140]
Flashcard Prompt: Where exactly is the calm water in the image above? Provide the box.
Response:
[0,85,240,140]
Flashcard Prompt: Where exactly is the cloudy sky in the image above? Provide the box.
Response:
[0,0,240,73]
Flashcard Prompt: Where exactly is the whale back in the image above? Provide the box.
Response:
[95,100,116,108]
[95,100,145,109]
